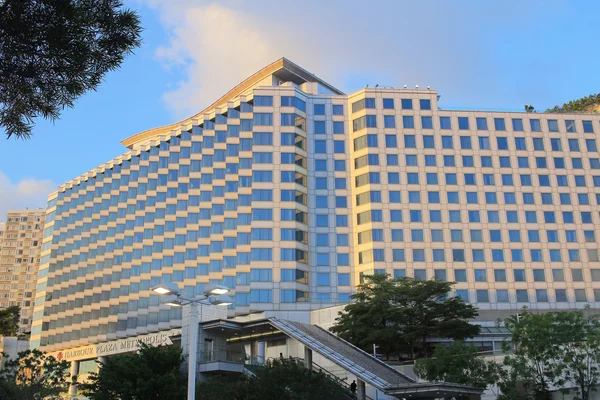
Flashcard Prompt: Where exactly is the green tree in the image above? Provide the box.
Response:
[414,341,502,394]
[330,275,480,360]
[0,306,19,337]
[500,309,562,400]
[548,310,600,400]
[196,358,349,400]
[0,348,71,400]
[498,309,600,400]
[80,343,186,400]
[0,0,142,139]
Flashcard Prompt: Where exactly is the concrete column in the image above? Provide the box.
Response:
[97,356,107,369]
[187,302,200,400]
[304,346,313,371]
[249,340,257,365]
[257,341,266,364]
[357,379,366,400]
[69,360,80,398]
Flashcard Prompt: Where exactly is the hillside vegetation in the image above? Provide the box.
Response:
[546,93,600,113]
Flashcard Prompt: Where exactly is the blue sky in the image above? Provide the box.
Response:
[0,0,599,220]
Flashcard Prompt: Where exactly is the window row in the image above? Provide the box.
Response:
[358,248,600,264]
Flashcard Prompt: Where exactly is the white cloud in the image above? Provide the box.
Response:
[0,172,55,221]
[139,0,581,115]
[150,2,282,118]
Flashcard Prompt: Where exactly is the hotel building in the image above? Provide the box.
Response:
[0,209,45,335]
[31,58,600,356]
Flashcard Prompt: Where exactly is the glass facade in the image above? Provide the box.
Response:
[31,60,600,352]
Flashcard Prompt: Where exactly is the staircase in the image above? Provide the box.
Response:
[268,317,415,391]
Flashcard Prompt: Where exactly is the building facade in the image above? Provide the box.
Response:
[31,58,600,353]
[0,209,45,335]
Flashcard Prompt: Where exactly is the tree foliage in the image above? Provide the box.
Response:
[414,341,502,392]
[546,93,600,113]
[0,306,19,337]
[0,0,142,139]
[196,358,349,400]
[498,309,600,400]
[79,343,186,400]
[329,275,480,360]
[0,348,71,400]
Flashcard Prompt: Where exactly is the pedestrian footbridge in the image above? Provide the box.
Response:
[198,317,483,400]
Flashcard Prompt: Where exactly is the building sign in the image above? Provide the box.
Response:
[52,329,182,362]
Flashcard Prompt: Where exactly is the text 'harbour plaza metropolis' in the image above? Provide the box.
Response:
[32,58,600,355]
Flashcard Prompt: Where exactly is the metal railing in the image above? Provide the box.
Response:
[198,347,246,364]
[291,357,374,400]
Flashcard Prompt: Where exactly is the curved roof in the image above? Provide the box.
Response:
[121,57,344,148]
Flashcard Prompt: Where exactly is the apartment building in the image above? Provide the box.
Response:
[0,209,45,335]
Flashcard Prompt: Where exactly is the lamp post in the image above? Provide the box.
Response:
[151,282,232,400]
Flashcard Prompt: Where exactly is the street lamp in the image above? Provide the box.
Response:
[151,282,232,400]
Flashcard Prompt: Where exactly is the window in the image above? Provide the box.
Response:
[453,249,465,262]
[403,116,415,129]
[476,117,488,130]
[583,120,594,133]
[548,119,559,132]
[314,121,326,134]
[413,250,425,262]
[254,96,273,106]
[414,269,426,279]
[250,289,272,303]
[442,136,453,148]
[494,269,507,282]
[333,121,344,134]
[433,250,445,262]
[497,137,508,150]
[383,98,394,109]
[440,116,451,129]
[352,98,375,112]
[338,273,350,286]
[493,118,505,131]
[333,105,343,115]
[479,136,490,150]
[512,118,524,131]
[253,132,273,145]
[460,136,472,149]
[423,135,435,148]
[475,269,487,282]
[476,290,489,303]
[454,270,467,282]
[455,117,469,130]
[516,290,529,302]
[565,120,576,132]
[530,119,541,132]
[253,113,273,126]
[420,99,431,110]
[422,116,433,129]
[569,139,580,151]
[515,137,527,150]
[575,289,588,302]
[313,104,325,115]
[536,289,548,302]
[385,134,397,148]
[404,135,416,148]
[384,115,396,128]
[401,99,413,110]
[317,273,330,286]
